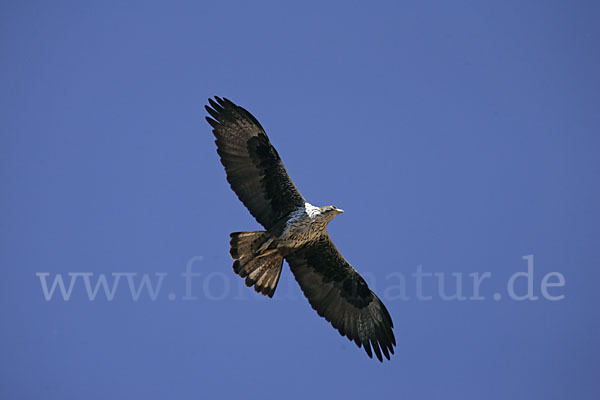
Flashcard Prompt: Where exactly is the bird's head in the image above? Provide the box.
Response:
[320,205,344,221]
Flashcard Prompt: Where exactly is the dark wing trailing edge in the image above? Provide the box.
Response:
[205,97,305,230]
[285,235,396,362]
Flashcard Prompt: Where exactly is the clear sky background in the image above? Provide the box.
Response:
[1,1,599,399]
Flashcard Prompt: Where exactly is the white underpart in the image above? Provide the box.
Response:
[304,202,321,218]
[281,202,323,239]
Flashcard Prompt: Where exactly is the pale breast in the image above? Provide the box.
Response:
[279,202,326,248]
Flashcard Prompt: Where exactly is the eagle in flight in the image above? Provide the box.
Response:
[205,97,396,361]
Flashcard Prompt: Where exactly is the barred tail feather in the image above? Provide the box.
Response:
[230,231,283,297]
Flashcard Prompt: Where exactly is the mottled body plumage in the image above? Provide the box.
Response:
[277,203,341,250]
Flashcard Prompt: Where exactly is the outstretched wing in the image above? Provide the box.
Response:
[205,97,305,230]
[285,234,396,362]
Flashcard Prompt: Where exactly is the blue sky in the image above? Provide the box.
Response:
[1,1,599,399]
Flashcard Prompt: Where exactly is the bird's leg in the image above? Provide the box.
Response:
[255,236,276,258]
[255,248,279,258]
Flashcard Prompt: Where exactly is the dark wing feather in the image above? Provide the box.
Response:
[285,235,396,362]
[205,97,305,229]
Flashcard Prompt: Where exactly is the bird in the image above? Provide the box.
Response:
[205,96,396,362]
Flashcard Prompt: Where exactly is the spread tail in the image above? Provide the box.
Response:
[229,231,283,298]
